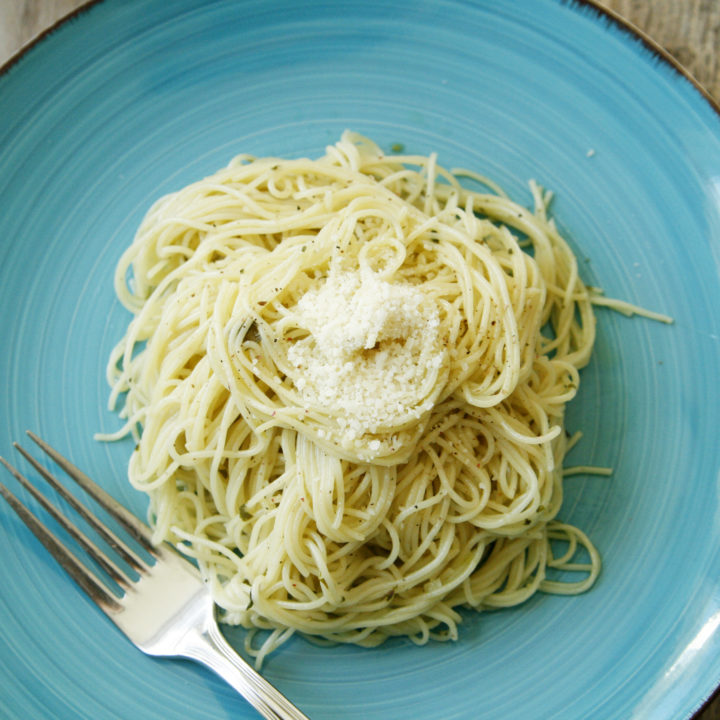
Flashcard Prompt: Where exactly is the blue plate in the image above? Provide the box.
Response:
[1,1,720,718]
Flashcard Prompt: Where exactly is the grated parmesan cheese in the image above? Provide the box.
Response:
[287,269,445,444]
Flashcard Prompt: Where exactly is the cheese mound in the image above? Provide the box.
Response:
[287,269,445,441]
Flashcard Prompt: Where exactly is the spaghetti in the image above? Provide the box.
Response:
[103,132,604,666]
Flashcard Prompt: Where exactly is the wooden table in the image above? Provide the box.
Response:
[1,1,719,719]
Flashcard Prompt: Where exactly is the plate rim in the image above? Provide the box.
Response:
[3,0,720,124]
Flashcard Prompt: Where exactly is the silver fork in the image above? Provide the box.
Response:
[0,431,310,720]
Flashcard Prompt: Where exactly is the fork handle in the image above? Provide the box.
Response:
[181,620,311,720]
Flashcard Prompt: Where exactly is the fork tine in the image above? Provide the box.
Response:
[26,431,156,554]
[0,456,134,589]
[26,430,157,555]
[13,442,150,574]
[0,476,122,612]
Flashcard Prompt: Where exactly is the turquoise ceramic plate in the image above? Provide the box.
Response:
[1,1,720,718]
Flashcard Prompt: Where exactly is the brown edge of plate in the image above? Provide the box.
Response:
[0,0,103,77]
[563,0,720,118]
[1,0,719,717]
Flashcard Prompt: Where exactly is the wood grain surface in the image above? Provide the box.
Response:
[0,1,719,719]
